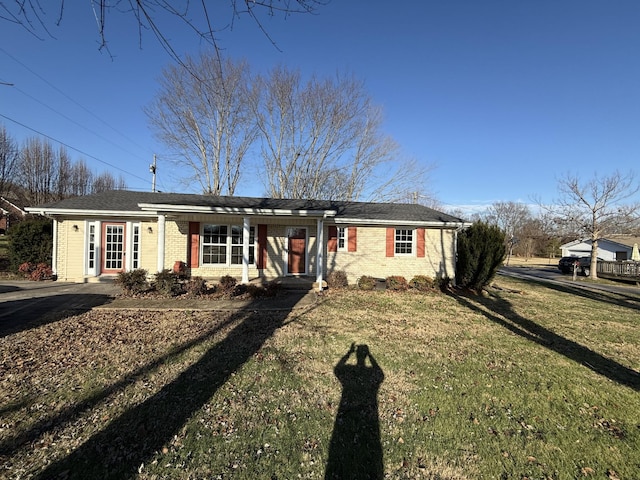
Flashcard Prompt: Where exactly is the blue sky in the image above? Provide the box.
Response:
[1,1,639,213]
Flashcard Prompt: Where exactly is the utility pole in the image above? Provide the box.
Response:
[150,154,157,193]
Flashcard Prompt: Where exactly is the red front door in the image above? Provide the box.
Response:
[101,223,126,274]
[287,228,306,274]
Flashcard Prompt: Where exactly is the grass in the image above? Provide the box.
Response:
[1,276,639,479]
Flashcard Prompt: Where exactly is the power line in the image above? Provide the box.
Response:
[0,112,150,184]
[0,46,152,156]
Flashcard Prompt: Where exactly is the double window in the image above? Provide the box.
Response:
[202,224,255,265]
[395,228,413,255]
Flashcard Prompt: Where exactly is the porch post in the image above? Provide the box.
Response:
[316,217,324,291]
[51,219,58,276]
[157,214,166,273]
[242,216,250,284]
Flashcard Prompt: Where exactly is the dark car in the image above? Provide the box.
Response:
[558,256,579,273]
[559,256,604,276]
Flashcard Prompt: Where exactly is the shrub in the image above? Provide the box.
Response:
[17,262,53,281]
[154,269,183,296]
[185,276,208,296]
[115,269,149,294]
[327,270,348,289]
[456,221,506,292]
[357,275,376,290]
[386,275,408,291]
[219,275,237,292]
[409,275,435,292]
[263,281,281,297]
[8,219,53,271]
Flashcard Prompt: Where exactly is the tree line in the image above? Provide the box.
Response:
[0,125,126,205]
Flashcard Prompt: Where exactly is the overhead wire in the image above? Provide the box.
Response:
[0,112,150,185]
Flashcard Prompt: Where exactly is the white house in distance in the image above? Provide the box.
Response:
[560,236,640,261]
[26,190,470,288]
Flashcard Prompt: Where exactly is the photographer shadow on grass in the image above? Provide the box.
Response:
[326,343,385,480]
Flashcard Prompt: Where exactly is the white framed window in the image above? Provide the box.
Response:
[337,227,347,251]
[202,224,255,266]
[395,228,414,255]
[88,224,96,270]
[131,224,140,269]
[231,225,255,265]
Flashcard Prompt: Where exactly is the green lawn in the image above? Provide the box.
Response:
[1,276,638,479]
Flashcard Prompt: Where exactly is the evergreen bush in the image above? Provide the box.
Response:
[154,269,183,296]
[386,275,408,291]
[8,219,53,271]
[456,221,506,292]
[115,269,149,294]
[409,275,435,291]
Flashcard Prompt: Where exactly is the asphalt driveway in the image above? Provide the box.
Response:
[0,280,119,337]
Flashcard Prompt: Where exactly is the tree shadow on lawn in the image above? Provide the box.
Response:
[450,290,640,391]
[32,291,310,480]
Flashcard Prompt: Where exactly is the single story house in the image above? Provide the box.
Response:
[26,190,470,288]
[560,236,640,261]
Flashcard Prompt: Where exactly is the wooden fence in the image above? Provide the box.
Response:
[597,261,640,282]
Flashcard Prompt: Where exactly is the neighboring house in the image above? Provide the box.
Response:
[26,190,470,288]
[560,236,640,261]
[0,196,28,234]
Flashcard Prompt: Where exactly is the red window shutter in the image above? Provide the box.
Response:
[188,222,200,268]
[417,228,425,258]
[386,227,395,257]
[348,227,357,252]
[328,226,338,252]
[257,224,268,269]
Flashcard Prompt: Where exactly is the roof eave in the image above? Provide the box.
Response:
[137,203,337,217]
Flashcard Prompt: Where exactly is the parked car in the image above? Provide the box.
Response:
[558,256,604,276]
[558,256,579,273]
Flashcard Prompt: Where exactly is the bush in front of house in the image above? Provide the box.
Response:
[8,218,53,271]
[185,276,208,296]
[115,269,149,294]
[18,262,54,281]
[218,275,237,292]
[327,270,348,289]
[357,275,376,290]
[386,275,408,291]
[154,269,184,296]
[456,221,506,292]
[409,275,435,292]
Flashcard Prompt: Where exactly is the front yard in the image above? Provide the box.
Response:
[1,276,639,479]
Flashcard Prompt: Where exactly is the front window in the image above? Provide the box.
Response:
[395,228,413,255]
[202,225,227,264]
[337,227,347,251]
[202,224,255,265]
[231,225,256,265]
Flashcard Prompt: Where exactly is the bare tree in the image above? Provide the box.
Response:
[551,171,640,279]
[146,54,258,195]
[69,159,94,197]
[1,1,325,64]
[255,66,428,201]
[92,171,126,193]
[18,137,59,205]
[0,125,18,197]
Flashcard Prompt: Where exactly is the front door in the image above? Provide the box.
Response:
[101,223,126,274]
[287,227,307,275]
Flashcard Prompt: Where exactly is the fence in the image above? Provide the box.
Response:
[597,261,640,281]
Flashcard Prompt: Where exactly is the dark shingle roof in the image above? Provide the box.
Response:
[29,190,466,224]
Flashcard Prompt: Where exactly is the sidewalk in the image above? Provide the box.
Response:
[97,289,318,312]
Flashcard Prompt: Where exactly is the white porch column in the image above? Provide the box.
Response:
[52,219,58,276]
[316,217,324,291]
[242,216,250,284]
[157,214,166,273]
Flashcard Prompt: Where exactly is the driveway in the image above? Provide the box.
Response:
[0,280,118,337]
[499,266,640,299]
